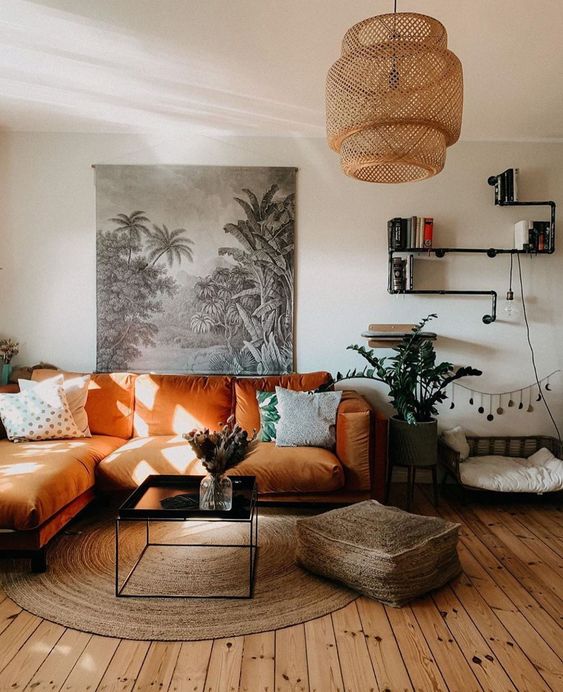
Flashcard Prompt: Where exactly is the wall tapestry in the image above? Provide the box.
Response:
[95,165,295,374]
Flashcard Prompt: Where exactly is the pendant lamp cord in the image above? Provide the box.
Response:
[394,0,397,13]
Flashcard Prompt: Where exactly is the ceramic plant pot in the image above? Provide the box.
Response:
[389,416,438,468]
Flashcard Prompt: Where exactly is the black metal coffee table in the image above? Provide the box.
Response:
[115,475,258,598]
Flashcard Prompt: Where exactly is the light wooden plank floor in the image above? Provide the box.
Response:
[0,487,561,692]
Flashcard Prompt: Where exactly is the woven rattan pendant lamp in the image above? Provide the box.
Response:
[326,4,463,183]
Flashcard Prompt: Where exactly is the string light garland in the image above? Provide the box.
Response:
[447,370,560,422]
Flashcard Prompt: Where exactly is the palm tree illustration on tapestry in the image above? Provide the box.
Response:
[96,213,194,371]
[109,210,150,264]
[95,164,295,374]
[145,224,195,267]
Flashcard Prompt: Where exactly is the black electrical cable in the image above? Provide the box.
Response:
[516,253,562,444]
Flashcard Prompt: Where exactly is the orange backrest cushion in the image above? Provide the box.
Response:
[31,369,137,439]
[86,373,137,438]
[133,374,234,436]
[234,371,333,433]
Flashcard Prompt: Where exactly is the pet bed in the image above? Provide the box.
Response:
[439,434,563,494]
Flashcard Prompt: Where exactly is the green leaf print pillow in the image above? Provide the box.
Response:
[256,390,280,442]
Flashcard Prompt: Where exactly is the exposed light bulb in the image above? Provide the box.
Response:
[503,289,520,319]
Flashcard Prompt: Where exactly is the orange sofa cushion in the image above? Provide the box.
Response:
[335,391,372,491]
[0,435,126,530]
[32,370,137,439]
[231,442,344,494]
[96,435,204,491]
[133,374,234,437]
[86,373,136,438]
[96,436,344,495]
[234,372,333,433]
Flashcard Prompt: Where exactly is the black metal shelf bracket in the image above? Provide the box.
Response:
[389,287,497,324]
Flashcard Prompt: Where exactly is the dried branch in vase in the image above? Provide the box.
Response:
[183,415,256,476]
[0,338,19,364]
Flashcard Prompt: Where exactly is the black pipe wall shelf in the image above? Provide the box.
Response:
[387,188,556,324]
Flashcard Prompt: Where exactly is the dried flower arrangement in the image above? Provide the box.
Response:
[183,415,256,476]
[0,338,19,364]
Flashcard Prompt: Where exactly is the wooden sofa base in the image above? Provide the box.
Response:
[0,488,96,571]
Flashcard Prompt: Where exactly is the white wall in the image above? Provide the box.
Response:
[1,132,562,436]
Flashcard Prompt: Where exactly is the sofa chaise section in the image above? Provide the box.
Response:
[0,373,136,570]
[0,435,125,569]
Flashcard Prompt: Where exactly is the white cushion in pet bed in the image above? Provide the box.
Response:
[459,447,563,494]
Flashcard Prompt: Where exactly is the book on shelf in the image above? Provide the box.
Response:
[401,218,408,250]
[423,217,433,248]
[395,217,403,249]
[387,216,434,250]
[391,256,407,291]
[491,168,519,204]
[388,217,402,250]
[417,216,425,248]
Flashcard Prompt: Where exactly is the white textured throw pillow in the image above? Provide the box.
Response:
[441,426,470,460]
[0,382,86,442]
[275,387,342,449]
[19,374,91,436]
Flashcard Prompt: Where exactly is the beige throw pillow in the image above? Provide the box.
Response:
[20,373,91,436]
[0,381,86,442]
[275,387,342,449]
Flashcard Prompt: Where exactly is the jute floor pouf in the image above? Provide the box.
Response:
[296,500,461,607]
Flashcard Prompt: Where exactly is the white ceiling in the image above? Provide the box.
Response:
[1,0,562,140]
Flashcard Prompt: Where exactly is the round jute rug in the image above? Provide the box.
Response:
[1,509,356,641]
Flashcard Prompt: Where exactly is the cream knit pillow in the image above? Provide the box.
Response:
[275,387,342,449]
[0,381,86,442]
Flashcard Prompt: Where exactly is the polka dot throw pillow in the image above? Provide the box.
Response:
[0,382,86,442]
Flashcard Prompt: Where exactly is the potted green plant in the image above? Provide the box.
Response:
[329,314,482,468]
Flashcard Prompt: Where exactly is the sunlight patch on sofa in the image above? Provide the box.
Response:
[14,440,87,457]
[132,460,158,485]
[116,400,132,416]
[137,376,158,410]
[172,403,201,434]
[0,462,44,477]
[120,437,150,450]
[160,445,197,473]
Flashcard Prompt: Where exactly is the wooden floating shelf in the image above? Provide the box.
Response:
[362,323,437,348]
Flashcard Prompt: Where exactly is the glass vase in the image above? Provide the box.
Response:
[199,473,233,511]
[0,364,12,386]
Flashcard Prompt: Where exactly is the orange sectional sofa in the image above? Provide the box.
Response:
[0,371,387,571]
